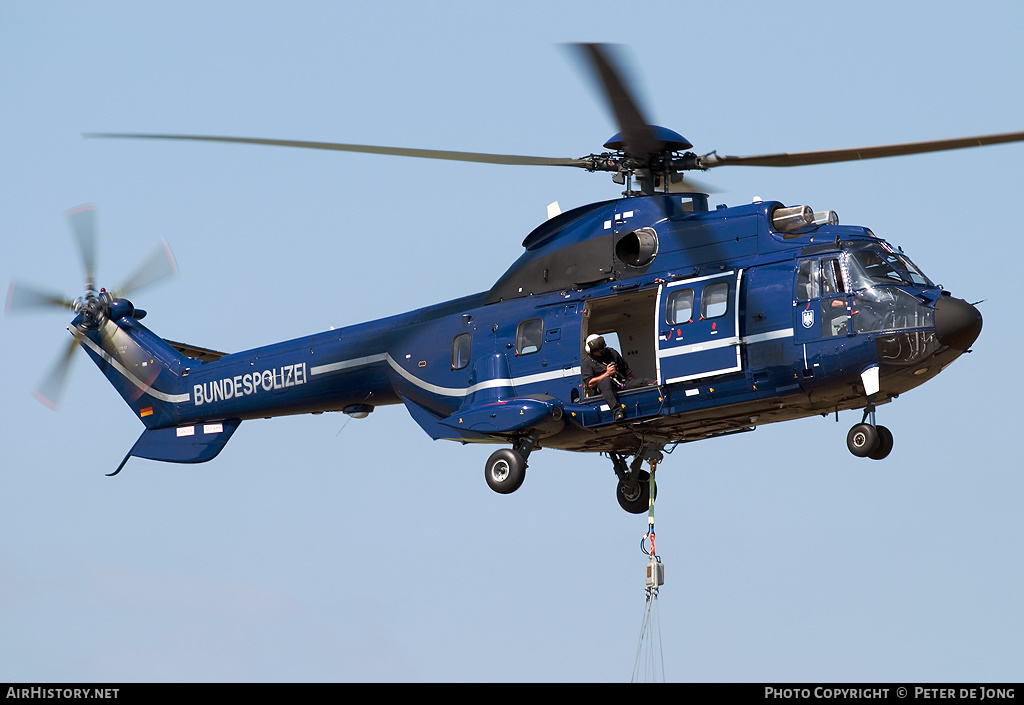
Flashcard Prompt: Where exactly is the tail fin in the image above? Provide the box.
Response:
[77,316,246,471]
[77,316,192,429]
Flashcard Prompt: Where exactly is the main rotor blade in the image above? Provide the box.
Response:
[33,330,82,411]
[87,133,590,168]
[571,43,661,159]
[704,129,1024,168]
[67,205,98,290]
[114,239,178,298]
[6,279,76,314]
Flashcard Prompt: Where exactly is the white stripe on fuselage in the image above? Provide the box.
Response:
[310,329,793,399]
[82,323,794,407]
[310,352,579,398]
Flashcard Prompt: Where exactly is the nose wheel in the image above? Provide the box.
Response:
[846,404,894,460]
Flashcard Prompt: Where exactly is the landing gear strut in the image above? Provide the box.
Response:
[484,433,538,494]
[846,403,894,460]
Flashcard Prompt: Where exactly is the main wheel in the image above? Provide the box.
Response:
[868,425,894,460]
[616,474,656,514]
[847,423,880,458]
[484,449,527,494]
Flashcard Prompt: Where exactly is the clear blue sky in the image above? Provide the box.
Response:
[2,0,1022,682]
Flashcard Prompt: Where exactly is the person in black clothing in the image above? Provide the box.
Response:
[581,334,656,421]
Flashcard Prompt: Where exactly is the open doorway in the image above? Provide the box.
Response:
[581,289,658,398]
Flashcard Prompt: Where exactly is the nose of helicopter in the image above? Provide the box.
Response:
[934,294,983,351]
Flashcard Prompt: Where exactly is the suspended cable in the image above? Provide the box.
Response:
[630,459,665,682]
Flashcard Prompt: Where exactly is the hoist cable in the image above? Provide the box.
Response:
[630,589,665,682]
[631,593,654,682]
[631,457,665,681]
[651,590,665,680]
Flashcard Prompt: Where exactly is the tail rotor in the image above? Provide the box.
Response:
[5,206,178,409]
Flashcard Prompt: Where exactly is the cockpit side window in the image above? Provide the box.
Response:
[831,259,846,293]
[821,258,846,295]
[796,260,819,300]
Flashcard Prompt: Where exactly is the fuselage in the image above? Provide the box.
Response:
[77,193,981,459]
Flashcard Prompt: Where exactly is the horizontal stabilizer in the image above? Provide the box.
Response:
[164,338,228,363]
[120,419,241,469]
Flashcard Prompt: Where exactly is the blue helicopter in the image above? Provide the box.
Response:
[9,44,1012,512]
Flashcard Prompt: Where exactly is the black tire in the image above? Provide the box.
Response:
[869,425,894,460]
[847,423,880,458]
[616,476,656,514]
[484,448,527,494]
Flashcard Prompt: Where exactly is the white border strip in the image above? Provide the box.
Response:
[743,328,794,345]
[657,337,737,359]
[665,366,741,385]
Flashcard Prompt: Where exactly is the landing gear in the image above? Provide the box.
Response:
[846,423,879,457]
[483,432,538,494]
[484,449,527,494]
[617,469,656,514]
[869,425,894,460]
[609,448,661,514]
[846,404,894,460]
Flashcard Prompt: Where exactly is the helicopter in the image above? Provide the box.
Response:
[7,44,1011,513]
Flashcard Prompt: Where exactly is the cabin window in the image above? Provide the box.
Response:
[516,318,544,355]
[665,288,694,325]
[451,333,471,370]
[701,282,729,319]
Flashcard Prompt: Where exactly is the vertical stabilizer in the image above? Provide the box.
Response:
[76,316,192,429]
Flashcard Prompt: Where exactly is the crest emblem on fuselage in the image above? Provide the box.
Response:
[802,308,815,329]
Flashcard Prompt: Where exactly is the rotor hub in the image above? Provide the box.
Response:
[603,125,692,153]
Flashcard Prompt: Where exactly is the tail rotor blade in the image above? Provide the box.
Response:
[67,205,98,291]
[113,239,178,298]
[33,330,83,411]
[6,279,76,315]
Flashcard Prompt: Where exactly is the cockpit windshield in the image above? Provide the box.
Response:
[846,248,933,290]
